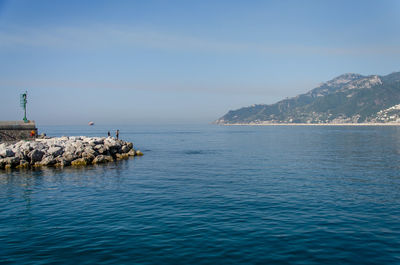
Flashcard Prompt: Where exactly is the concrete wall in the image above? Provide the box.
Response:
[0,121,38,142]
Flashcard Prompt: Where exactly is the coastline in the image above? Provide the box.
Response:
[219,123,400,126]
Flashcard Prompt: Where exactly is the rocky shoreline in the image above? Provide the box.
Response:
[0,136,143,170]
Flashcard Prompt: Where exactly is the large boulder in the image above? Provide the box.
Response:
[64,144,77,154]
[55,157,70,167]
[81,152,95,163]
[29,149,45,163]
[92,155,106,164]
[0,148,15,158]
[116,153,129,160]
[96,146,108,155]
[71,158,88,166]
[104,138,122,153]
[14,150,26,160]
[74,143,85,156]
[121,145,131,153]
[3,157,20,168]
[62,152,78,163]
[92,155,114,164]
[84,146,97,155]
[94,144,103,150]
[40,155,57,166]
[48,146,64,157]
[20,142,33,152]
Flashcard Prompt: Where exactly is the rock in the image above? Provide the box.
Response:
[82,152,95,163]
[116,153,129,160]
[84,146,97,156]
[20,142,33,152]
[3,157,20,168]
[29,149,45,163]
[14,151,26,160]
[97,147,108,155]
[63,152,77,163]
[16,160,29,169]
[92,155,113,164]
[55,157,70,167]
[104,138,121,154]
[135,150,144,156]
[92,155,106,164]
[94,144,103,150]
[40,155,57,166]
[71,158,88,166]
[48,146,64,157]
[121,145,130,153]
[127,149,136,156]
[105,155,114,162]
[65,145,77,154]
[126,142,133,149]
[0,148,15,158]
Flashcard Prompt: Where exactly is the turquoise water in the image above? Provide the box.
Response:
[1,125,400,264]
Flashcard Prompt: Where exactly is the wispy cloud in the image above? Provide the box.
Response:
[1,24,400,56]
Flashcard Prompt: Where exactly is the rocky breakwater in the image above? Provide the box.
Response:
[0,136,143,170]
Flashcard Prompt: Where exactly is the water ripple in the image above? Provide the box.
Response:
[1,125,400,264]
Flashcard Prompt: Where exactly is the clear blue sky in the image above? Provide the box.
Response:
[1,0,400,125]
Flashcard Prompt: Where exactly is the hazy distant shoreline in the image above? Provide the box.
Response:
[220,123,400,126]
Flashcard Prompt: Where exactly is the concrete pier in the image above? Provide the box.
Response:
[0,121,37,142]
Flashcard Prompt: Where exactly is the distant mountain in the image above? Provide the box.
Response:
[214,71,400,124]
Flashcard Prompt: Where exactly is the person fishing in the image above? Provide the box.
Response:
[116,129,119,139]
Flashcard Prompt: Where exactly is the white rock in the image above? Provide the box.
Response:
[0,148,15,158]
[48,146,64,157]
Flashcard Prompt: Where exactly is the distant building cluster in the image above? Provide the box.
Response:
[373,104,400,123]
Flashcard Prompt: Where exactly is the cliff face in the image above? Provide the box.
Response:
[215,72,400,124]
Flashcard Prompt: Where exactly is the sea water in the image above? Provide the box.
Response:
[1,125,399,264]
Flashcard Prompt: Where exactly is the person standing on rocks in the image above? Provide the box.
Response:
[116,130,119,139]
[107,131,110,137]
